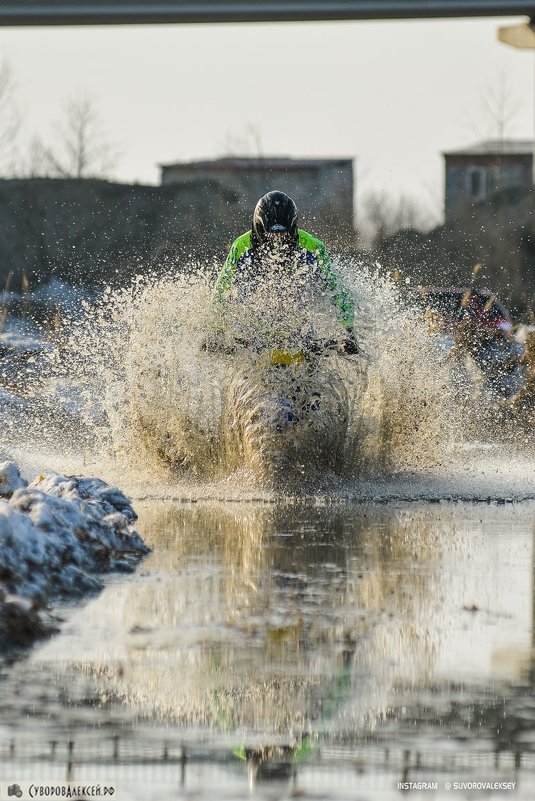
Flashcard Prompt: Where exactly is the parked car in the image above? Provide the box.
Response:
[413,287,525,399]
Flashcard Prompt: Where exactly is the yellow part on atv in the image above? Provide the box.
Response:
[268,348,305,366]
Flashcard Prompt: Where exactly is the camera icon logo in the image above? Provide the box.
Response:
[8,784,23,798]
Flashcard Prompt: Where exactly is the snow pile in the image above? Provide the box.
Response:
[0,461,149,651]
[0,461,27,497]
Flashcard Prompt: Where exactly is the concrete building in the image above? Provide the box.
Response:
[443,140,533,223]
[160,157,355,238]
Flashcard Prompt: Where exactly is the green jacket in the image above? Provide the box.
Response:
[213,229,354,329]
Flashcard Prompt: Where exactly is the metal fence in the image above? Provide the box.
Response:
[1,734,534,783]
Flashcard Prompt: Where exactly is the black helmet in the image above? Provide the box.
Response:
[251,191,298,249]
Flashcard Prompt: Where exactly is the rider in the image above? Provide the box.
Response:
[213,190,359,353]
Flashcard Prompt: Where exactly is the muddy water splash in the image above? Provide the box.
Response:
[59,261,460,489]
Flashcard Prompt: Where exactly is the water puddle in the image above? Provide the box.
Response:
[1,501,534,799]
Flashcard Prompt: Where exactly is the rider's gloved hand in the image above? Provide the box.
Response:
[343,328,360,355]
[201,333,225,352]
[201,332,238,355]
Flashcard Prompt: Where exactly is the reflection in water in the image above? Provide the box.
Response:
[3,502,535,798]
[52,505,452,733]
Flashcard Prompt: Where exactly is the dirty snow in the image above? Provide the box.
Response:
[0,461,149,651]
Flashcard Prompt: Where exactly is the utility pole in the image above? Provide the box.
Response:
[498,19,535,183]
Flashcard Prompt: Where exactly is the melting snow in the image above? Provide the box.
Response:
[0,461,149,651]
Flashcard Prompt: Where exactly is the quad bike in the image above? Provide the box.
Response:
[215,331,362,483]
[128,324,363,483]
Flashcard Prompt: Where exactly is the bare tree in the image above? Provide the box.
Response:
[0,57,20,174]
[23,136,50,178]
[466,71,521,144]
[221,123,263,157]
[462,71,523,192]
[40,92,118,178]
[360,191,438,251]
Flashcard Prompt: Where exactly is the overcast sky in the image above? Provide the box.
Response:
[0,16,534,221]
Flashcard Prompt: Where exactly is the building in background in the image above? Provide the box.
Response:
[160,157,355,239]
[443,140,533,223]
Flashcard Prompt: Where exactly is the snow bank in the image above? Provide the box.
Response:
[0,461,149,651]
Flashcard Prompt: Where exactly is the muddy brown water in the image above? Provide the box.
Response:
[1,500,534,800]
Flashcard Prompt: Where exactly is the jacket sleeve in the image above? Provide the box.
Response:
[213,242,239,304]
[315,240,355,329]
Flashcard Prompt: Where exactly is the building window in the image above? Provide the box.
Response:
[466,167,486,201]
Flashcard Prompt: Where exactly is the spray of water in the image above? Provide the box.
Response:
[52,259,462,491]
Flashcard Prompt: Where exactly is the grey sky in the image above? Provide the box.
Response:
[0,16,533,221]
